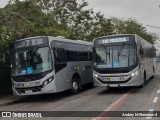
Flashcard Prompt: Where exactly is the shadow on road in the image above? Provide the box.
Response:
[7,83,95,105]
[97,87,133,95]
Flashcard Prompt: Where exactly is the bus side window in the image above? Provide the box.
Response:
[80,52,90,61]
[54,48,66,64]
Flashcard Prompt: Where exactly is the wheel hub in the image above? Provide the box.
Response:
[72,81,78,90]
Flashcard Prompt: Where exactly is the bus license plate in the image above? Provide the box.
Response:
[25,90,32,94]
[109,84,118,87]
[102,77,112,81]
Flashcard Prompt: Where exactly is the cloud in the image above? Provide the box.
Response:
[87,0,160,34]
[1,0,160,35]
[0,0,9,8]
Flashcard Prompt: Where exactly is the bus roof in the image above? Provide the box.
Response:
[15,36,92,46]
[48,36,92,46]
[93,34,154,46]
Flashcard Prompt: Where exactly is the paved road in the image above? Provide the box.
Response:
[0,65,160,120]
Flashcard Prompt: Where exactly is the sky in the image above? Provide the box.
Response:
[1,0,160,37]
[87,0,160,36]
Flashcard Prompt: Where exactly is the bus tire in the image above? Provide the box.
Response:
[139,72,146,88]
[70,77,80,94]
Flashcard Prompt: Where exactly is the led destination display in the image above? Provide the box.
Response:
[94,36,135,44]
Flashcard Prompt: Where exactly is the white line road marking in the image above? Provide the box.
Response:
[146,88,160,120]
[153,97,158,103]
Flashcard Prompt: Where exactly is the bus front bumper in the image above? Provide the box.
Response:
[93,74,143,87]
[12,80,56,96]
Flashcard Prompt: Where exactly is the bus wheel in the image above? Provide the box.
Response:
[70,77,80,94]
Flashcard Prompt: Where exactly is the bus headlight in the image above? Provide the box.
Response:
[131,71,139,78]
[93,73,98,78]
[43,81,48,87]
[43,76,54,87]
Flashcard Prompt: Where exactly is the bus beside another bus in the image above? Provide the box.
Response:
[10,36,93,96]
[93,34,156,88]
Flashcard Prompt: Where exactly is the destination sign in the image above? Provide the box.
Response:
[103,38,127,43]
[94,36,134,44]
[14,37,48,48]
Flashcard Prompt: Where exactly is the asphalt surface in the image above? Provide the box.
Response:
[0,64,160,120]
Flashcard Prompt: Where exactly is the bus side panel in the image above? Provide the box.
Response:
[139,38,154,81]
[54,61,93,92]
[54,62,74,92]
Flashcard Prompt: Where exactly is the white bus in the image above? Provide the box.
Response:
[93,34,156,88]
[10,36,93,96]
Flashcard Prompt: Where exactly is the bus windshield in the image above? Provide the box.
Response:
[93,44,137,69]
[11,47,52,76]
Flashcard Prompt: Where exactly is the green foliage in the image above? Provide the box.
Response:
[0,0,158,65]
[0,0,70,62]
[111,17,158,44]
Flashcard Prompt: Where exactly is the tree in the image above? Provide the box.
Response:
[0,0,71,63]
[31,0,112,41]
[0,0,158,65]
[111,17,158,44]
